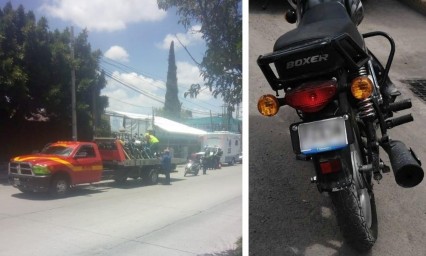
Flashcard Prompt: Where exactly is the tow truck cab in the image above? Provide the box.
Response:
[8,141,103,195]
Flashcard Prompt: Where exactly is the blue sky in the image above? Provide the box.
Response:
[2,0,229,118]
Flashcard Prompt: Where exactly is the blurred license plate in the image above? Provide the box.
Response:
[298,117,348,154]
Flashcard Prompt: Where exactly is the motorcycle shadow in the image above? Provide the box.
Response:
[249,114,372,256]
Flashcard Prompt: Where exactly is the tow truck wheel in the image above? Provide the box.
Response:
[142,169,159,185]
[114,175,127,184]
[149,169,159,185]
[49,175,69,197]
[18,188,32,194]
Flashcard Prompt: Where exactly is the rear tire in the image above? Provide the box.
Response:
[330,183,377,252]
[49,175,70,197]
[330,143,377,252]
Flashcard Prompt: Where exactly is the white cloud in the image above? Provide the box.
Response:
[176,61,218,103]
[104,46,129,62]
[40,0,166,32]
[176,61,204,87]
[101,69,222,117]
[101,71,166,114]
[158,25,203,50]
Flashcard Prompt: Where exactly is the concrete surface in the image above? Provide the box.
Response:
[249,0,426,255]
[0,164,242,256]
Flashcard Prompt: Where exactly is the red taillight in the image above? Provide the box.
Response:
[319,159,342,174]
[285,80,337,113]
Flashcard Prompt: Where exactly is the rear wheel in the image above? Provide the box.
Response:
[330,144,377,252]
[49,175,70,197]
[144,169,159,185]
[114,175,127,184]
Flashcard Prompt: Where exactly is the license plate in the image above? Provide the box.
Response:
[298,117,348,154]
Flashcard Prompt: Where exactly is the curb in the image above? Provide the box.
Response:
[399,0,426,16]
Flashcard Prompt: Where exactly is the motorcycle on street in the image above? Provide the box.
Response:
[257,0,424,252]
[184,159,200,176]
[184,153,203,176]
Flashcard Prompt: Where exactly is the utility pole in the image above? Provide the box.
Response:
[92,80,96,139]
[236,103,240,120]
[210,110,213,132]
[70,26,77,141]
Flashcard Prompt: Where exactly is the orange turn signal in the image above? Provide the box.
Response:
[258,94,280,116]
[351,76,373,100]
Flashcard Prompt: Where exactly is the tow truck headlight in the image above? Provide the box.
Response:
[32,165,50,175]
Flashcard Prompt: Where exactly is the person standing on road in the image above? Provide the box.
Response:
[162,149,172,185]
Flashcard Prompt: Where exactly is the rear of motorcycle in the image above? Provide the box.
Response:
[257,26,424,251]
[184,160,200,177]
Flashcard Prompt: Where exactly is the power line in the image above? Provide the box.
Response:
[102,70,215,116]
[107,96,153,109]
[100,57,221,109]
[100,66,221,113]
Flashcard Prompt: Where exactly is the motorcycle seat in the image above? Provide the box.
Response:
[274,2,364,51]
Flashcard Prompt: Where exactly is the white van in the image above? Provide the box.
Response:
[201,132,242,165]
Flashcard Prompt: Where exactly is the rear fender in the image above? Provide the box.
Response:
[311,91,359,192]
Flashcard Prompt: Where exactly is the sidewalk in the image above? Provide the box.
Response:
[400,0,426,15]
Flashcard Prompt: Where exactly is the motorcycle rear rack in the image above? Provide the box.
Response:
[257,33,369,92]
[362,31,395,89]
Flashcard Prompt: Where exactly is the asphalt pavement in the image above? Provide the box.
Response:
[249,0,426,255]
[0,164,242,256]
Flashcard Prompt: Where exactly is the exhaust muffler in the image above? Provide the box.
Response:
[384,140,424,188]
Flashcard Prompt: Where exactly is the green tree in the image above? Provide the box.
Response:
[0,2,109,159]
[157,0,242,109]
[164,40,181,120]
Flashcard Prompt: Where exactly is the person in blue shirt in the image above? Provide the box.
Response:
[161,149,172,185]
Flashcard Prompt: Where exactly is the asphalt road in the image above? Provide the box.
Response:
[0,164,242,256]
[249,0,426,255]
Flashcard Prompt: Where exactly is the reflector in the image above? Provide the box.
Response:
[285,80,337,113]
[258,94,280,116]
[320,159,342,174]
[351,76,373,100]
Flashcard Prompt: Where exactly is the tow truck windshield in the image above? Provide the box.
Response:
[41,145,73,156]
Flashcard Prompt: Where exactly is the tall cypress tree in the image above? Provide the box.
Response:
[164,41,181,119]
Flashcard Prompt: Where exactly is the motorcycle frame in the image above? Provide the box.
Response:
[259,32,397,192]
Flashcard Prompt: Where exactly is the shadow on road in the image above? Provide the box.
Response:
[11,186,105,201]
[249,115,372,256]
[249,0,290,15]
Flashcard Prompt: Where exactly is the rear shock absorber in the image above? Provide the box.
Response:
[358,97,376,120]
[351,66,376,120]
[352,66,382,180]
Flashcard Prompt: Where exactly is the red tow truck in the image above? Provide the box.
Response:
[8,138,185,196]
